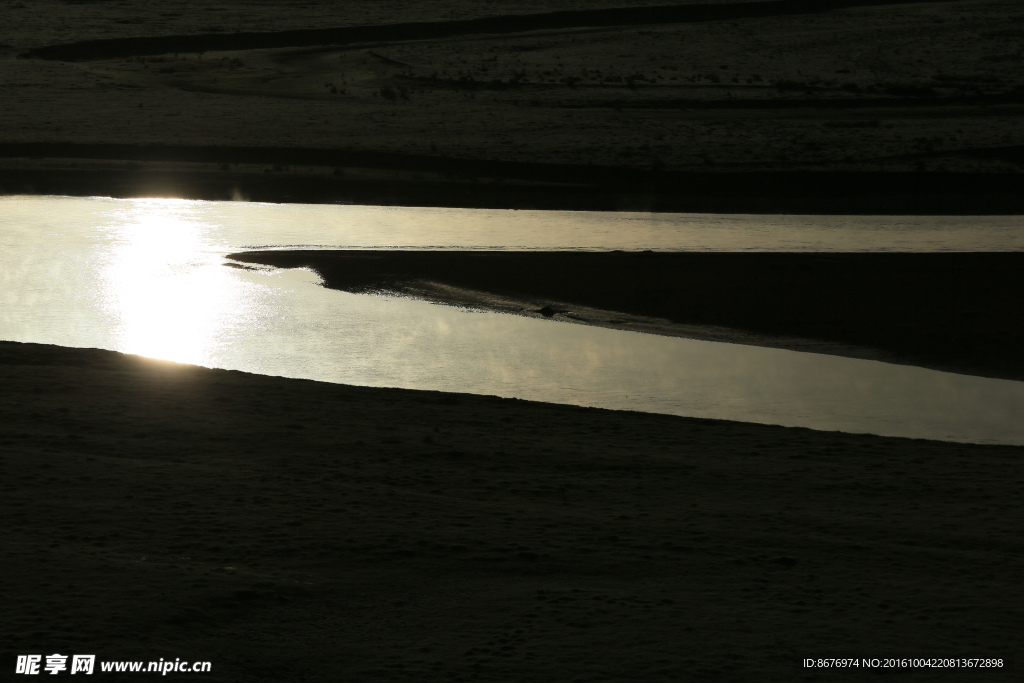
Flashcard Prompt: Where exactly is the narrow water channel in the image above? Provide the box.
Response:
[2,195,1023,444]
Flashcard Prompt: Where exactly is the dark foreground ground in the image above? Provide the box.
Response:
[230,251,1024,382]
[1,340,1021,681]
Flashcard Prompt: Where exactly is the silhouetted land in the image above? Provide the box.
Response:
[2,144,1022,213]
[1,340,1021,681]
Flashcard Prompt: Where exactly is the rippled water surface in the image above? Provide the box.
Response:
[3,195,1023,445]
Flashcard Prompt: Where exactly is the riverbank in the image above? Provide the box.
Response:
[3,154,1022,214]
[1,340,1021,681]
[229,250,1024,382]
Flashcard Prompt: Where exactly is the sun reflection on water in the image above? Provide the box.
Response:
[100,198,246,366]
[4,195,1024,444]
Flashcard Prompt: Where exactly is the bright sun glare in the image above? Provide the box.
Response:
[102,198,236,365]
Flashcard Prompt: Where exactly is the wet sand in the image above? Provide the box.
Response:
[1,340,1021,681]
[229,250,1024,382]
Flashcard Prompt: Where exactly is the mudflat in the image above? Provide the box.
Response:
[1,340,1021,681]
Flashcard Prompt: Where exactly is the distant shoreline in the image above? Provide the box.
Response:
[2,150,1023,214]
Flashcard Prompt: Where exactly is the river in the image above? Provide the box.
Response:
[2,195,1023,445]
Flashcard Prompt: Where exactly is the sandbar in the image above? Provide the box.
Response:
[229,250,1024,381]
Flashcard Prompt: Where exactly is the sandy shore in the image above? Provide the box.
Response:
[1,340,1021,681]
[228,250,1024,382]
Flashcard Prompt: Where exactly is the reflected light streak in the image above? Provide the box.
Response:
[100,198,241,365]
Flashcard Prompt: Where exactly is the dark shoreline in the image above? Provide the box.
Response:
[3,156,1024,214]
[229,250,1024,382]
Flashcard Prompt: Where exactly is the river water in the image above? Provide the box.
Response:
[2,195,1023,445]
